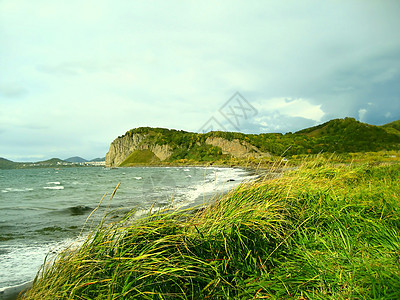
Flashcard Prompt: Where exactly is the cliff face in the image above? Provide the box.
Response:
[105,129,271,167]
[105,134,173,167]
[205,137,267,158]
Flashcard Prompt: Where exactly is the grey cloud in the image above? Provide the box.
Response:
[0,85,28,98]
[207,109,318,134]
[36,65,79,76]
[36,61,116,76]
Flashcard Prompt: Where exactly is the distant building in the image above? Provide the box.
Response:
[84,161,106,166]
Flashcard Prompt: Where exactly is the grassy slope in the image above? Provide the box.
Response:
[119,150,161,166]
[22,160,400,299]
[383,120,400,135]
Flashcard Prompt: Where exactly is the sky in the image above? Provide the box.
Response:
[1,1,400,161]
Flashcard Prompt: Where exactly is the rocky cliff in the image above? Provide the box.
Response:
[105,128,269,167]
[205,137,267,158]
[105,134,173,167]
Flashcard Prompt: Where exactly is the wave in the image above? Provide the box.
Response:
[43,186,64,190]
[47,181,61,185]
[35,226,69,234]
[67,205,93,216]
[0,239,76,291]
[1,187,34,193]
[154,167,257,210]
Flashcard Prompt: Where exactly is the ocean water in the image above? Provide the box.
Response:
[0,166,254,292]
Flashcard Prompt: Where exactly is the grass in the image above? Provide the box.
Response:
[21,158,400,299]
[119,150,161,167]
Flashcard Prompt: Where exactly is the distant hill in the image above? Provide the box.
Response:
[0,157,19,169]
[90,157,105,162]
[36,158,69,165]
[0,158,78,169]
[65,156,88,163]
[106,118,400,167]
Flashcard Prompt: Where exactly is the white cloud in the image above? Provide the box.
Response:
[358,109,367,122]
[255,98,325,122]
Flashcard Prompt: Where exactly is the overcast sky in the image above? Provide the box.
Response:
[1,1,400,161]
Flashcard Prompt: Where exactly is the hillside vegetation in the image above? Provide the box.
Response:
[23,159,400,299]
[107,118,400,167]
[0,157,18,169]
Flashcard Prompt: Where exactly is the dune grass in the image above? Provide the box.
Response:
[21,159,400,299]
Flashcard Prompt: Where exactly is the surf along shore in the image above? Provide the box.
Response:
[17,158,400,299]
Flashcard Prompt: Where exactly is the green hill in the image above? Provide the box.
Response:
[0,157,19,169]
[293,117,400,153]
[0,158,77,169]
[382,120,400,135]
[106,118,400,167]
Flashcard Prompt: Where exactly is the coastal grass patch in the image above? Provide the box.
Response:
[119,150,161,167]
[21,159,400,299]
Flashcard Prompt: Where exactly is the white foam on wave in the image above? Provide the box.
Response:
[173,167,257,209]
[47,181,61,185]
[134,177,142,180]
[1,187,34,193]
[0,238,76,291]
[43,186,64,190]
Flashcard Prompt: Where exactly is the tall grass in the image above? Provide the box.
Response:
[21,159,400,299]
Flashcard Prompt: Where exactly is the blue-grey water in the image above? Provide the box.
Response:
[0,166,253,292]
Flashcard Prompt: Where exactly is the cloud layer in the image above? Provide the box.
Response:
[1,1,399,161]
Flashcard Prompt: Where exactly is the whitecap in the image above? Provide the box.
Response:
[46,182,61,185]
[43,186,64,190]
[2,188,34,193]
[134,177,142,180]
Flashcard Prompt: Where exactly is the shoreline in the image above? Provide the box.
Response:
[12,160,400,298]
[2,166,259,299]
[0,282,32,300]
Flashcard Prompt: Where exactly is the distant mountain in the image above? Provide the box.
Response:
[65,156,88,163]
[90,157,105,162]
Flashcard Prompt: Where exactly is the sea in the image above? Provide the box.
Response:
[0,166,255,294]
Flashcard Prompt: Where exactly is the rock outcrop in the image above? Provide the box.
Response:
[205,137,267,158]
[105,134,173,167]
[105,128,271,167]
